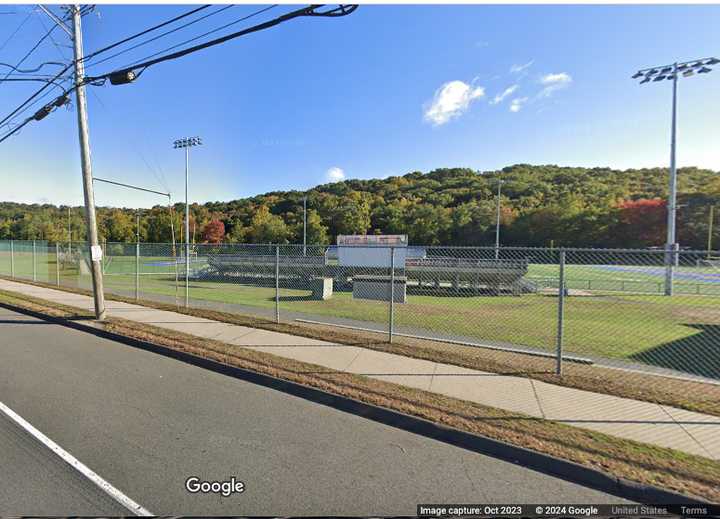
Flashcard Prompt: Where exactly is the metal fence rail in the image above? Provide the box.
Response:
[1,239,718,383]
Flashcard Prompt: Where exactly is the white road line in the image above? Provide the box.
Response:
[0,399,153,516]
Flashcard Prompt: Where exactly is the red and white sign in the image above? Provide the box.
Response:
[337,235,408,247]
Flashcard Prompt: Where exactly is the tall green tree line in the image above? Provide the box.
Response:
[1,164,718,249]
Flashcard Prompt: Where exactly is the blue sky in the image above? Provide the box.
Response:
[1,3,719,208]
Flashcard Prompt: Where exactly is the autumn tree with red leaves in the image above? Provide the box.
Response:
[201,219,225,244]
[616,198,666,247]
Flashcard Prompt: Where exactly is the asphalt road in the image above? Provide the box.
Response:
[0,307,630,515]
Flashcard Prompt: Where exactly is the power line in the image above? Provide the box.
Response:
[0,4,358,144]
[87,4,357,83]
[0,9,33,53]
[120,4,276,70]
[0,4,218,132]
[81,4,212,63]
[89,87,171,193]
[84,4,235,70]
[0,60,66,73]
[0,5,210,76]
[0,21,59,86]
[0,77,70,93]
[0,77,73,142]
[0,70,73,135]
[35,10,72,61]
[0,64,73,129]
[0,4,210,132]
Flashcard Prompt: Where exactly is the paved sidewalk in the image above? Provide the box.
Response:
[1,278,718,460]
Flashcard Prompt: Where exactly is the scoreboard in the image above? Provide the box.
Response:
[337,235,408,267]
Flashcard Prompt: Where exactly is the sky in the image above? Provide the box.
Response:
[1,3,719,208]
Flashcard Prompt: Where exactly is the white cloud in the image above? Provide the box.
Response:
[491,85,518,105]
[326,166,345,182]
[510,60,534,74]
[423,80,485,126]
[538,72,572,97]
[509,97,528,113]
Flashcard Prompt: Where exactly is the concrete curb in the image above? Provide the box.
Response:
[0,300,712,506]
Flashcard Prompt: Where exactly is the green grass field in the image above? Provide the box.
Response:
[2,250,719,378]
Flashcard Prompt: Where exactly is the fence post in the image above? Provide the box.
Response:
[389,246,395,343]
[32,240,37,282]
[10,240,14,278]
[55,243,60,286]
[135,241,140,301]
[275,245,280,324]
[555,249,566,375]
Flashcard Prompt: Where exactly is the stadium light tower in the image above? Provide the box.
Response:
[632,56,718,296]
[303,195,308,256]
[173,136,202,307]
[495,179,505,260]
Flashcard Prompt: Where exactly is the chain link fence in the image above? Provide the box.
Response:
[1,239,719,383]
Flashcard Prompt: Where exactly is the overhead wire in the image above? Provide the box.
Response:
[83,4,236,70]
[87,5,358,83]
[122,5,278,70]
[0,72,73,135]
[0,8,33,53]
[81,4,212,63]
[0,21,59,86]
[0,5,214,133]
[0,60,66,73]
[35,9,72,62]
[0,5,212,75]
[89,88,171,194]
[0,4,358,145]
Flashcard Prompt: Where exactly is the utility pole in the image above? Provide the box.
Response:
[71,4,105,319]
[303,195,307,256]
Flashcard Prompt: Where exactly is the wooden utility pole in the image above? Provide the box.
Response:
[71,4,106,319]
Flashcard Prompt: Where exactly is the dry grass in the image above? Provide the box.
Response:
[1,288,719,501]
[2,276,719,417]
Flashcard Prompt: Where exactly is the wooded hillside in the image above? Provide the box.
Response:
[2,164,718,249]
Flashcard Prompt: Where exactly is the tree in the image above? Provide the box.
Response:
[202,219,225,244]
[451,200,496,245]
[614,198,666,247]
[333,191,371,235]
[102,209,136,243]
[405,204,452,245]
[248,206,289,243]
[1,165,719,247]
[146,209,182,244]
[302,209,330,246]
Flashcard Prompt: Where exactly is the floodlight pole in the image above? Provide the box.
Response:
[67,207,71,256]
[495,179,504,260]
[184,145,190,307]
[136,211,140,301]
[303,195,307,256]
[708,205,715,259]
[665,62,679,296]
[174,137,201,308]
[633,56,717,295]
